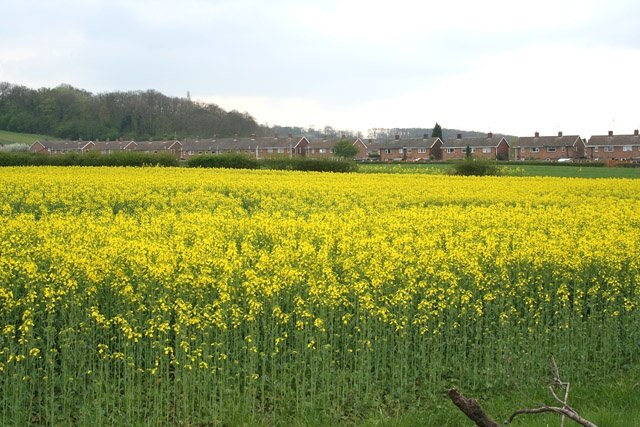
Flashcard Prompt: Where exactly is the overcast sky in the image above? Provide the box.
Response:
[1,0,639,137]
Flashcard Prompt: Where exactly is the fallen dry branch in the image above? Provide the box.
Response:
[447,357,598,427]
[447,389,500,427]
[507,406,598,427]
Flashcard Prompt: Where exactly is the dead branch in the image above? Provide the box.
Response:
[507,405,598,427]
[447,357,598,427]
[447,389,501,427]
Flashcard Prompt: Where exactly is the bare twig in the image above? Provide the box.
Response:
[507,405,598,427]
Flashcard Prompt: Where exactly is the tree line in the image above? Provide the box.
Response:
[0,82,261,141]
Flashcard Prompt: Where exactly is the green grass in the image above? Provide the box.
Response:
[358,162,640,178]
[0,129,55,145]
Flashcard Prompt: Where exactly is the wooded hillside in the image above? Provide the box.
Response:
[0,82,260,141]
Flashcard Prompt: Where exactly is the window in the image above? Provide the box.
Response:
[547,147,556,152]
[319,149,327,154]
[623,145,633,152]
[530,147,540,153]
[385,148,392,154]
[446,148,455,153]
[398,148,404,154]
[277,148,285,153]
[604,146,614,152]
[562,147,566,152]
[593,147,599,152]
[482,148,491,153]
[418,148,426,154]
[267,148,274,153]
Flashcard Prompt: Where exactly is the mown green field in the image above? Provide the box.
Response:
[0,129,53,145]
[358,162,640,178]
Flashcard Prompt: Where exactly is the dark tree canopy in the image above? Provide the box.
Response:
[431,122,443,139]
[0,82,260,140]
[333,140,358,159]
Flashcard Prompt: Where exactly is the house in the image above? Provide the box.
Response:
[30,139,96,154]
[181,134,310,159]
[377,134,443,162]
[513,132,585,161]
[134,140,183,158]
[306,136,369,159]
[441,133,510,161]
[93,140,137,154]
[586,130,640,162]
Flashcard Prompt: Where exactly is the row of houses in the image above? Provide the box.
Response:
[29,130,640,163]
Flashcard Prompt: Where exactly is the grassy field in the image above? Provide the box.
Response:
[0,129,54,145]
[1,167,638,426]
[358,162,640,178]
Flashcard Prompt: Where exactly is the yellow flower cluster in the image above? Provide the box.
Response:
[0,166,638,421]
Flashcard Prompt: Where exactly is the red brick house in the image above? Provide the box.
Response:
[376,135,443,162]
[513,132,585,161]
[586,130,640,162]
[30,139,96,154]
[181,134,310,159]
[441,133,509,161]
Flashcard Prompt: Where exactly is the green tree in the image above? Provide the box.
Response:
[465,145,472,158]
[333,140,358,159]
[431,122,443,139]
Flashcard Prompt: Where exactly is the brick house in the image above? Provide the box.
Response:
[30,139,96,154]
[306,137,369,160]
[93,140,138,153]
[134,140,183,158]
[513,132,585,161]
[182,134,310,159]
[377,135,443,162]
[441,133,510,161]
[586,130,640,162]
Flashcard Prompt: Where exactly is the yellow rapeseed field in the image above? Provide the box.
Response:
[0,166,639,424]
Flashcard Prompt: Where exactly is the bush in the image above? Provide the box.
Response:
[259,158,358,172]
[0,151,179,167]
[450,158,501,176]
[186,154,259,169]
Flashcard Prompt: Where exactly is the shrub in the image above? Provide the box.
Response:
[0,151,179,167]
[259,158,358,172]
[450,158,501,176]
[186,154,259,169]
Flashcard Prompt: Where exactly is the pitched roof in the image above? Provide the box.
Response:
[379,137,442,149]
[442,136,509,148]
[182,136,308,151]
[32,140,95,151]
[587,132,640,147]
[515,134,582,148]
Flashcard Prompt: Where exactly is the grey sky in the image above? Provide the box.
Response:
[1,0,639,136]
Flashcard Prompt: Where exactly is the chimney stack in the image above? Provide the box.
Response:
[423,133,428,139]
[395,134,400,140]
[634,129,639,136]
[456,133,462,139]
[288,133,293,138]
[487,132,493,139]
[558,131,563,137]
[534,131,540,138]
[608,130,613,137]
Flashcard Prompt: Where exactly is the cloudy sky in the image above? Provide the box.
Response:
[1,0,639,137]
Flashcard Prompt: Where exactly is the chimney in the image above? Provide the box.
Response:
[395,134,400,140]
[288,133,293,138]
[487,132,493,139]
[558,131,563,137]
[635,129,639,136]
[534,131,539,138]
[341,133,346,139]
[608,130,613,136]
[456,133,462,139]
[423,133,428,139]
